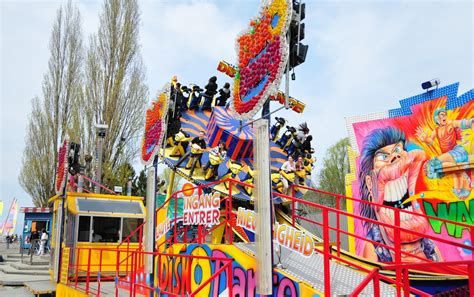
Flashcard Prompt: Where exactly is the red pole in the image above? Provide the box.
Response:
[129,251,134,297]
[198,186,203,243]
[86,248,91,294]
[226,198,230,244]
[394,209,402,297]
[133,251,138,296]
[403,268,410,297]
[115,250,119,296]
[125,246,129,280]
[98,249,103,295]
[336,195,340,258]
[291,196,295,227]
[468,263,474,296]
[157,254,161,291]
[229,181,233,244]
[470,226,474,295]
[374,270,380,297]
[75,248,80,289]
[174,193,178,244]
[291,185,296,227]
[323,209,331,297]
[227,261,233,297]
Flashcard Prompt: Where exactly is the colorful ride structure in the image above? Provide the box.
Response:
[46,0,474,296]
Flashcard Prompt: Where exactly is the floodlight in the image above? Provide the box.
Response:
[421,79,440,90]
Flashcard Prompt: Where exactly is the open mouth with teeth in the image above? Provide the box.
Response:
[380,173,414,221]
[377,171,428,242]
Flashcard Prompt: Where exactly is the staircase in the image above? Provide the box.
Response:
[0,252,51,286]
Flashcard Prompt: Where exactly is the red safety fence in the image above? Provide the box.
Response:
[154,178,473,296]
[65,178,473,296]
[284,183,474,296]
[155,178,236,246]
[69,174,118,195]
[65,247,233,296]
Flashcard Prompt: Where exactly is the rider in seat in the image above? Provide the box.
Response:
[280,155,296,195]
[204,141,227,180]
[175,131,207,177]
[202,76,218,111]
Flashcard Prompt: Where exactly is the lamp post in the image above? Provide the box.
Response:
[95,124,108,193]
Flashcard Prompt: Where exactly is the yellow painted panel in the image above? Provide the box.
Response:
[61,247,70,284]
[211,221,226,244]
[56,283,88,297]
[73,243,141,273]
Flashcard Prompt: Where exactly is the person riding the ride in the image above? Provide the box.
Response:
[186,131,207,176]
[202,76,218,111]
[280,155,296,195]
[204,142,227,180]
[295,155,306,185]
[215,82,231,107]
[175,131,207,177]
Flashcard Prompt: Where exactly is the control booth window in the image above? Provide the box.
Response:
[122,218,144,242]
[93,217,121,243]
[78,216,91,242]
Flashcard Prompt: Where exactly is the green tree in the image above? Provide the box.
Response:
[102,162,135,193]
[131,167,184,198]
[318,137,350,195]
[133,169,147,197]
[158,168,184,195]
[19,1,83,206]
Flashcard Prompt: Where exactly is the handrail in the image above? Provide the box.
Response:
[286,192,474,254]
[151,177,473,296]
[117,221,145,249]
[78,174,118,195]
[190,260,233,296]
[350,268,380,297]
[292,183,474,230]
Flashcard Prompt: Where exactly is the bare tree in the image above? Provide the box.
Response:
[82,0,148,179]
[19,1,83,206]
[19,98,54,207]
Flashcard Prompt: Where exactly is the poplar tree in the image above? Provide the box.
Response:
[19,2,83,206]
[82,0,148,180]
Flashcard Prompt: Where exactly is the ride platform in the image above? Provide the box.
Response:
[235,242,397,296]
[24,280,56,296]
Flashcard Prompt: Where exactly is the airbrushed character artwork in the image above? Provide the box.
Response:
[358,127,441,262]
[416,108,474,199]
[347,83,473,263]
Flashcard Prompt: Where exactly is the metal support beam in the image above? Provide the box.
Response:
[254,119,273,295]
[144,166,156,274]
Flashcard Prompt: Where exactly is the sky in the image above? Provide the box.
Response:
[1,0,473,233]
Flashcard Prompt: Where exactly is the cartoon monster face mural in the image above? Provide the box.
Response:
[346,83,473,264]
[358,127,439,262]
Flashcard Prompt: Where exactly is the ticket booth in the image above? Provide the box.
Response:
[49,192,145,283]
[20,207,53,249]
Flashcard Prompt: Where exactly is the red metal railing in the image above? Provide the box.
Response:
[155,178,236,246]
[67,178,473,296]
[287,183,474,296]
[67,247,233,296]
[132,251,233,297]
[69,174,118,195]
[155,178,473,296]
